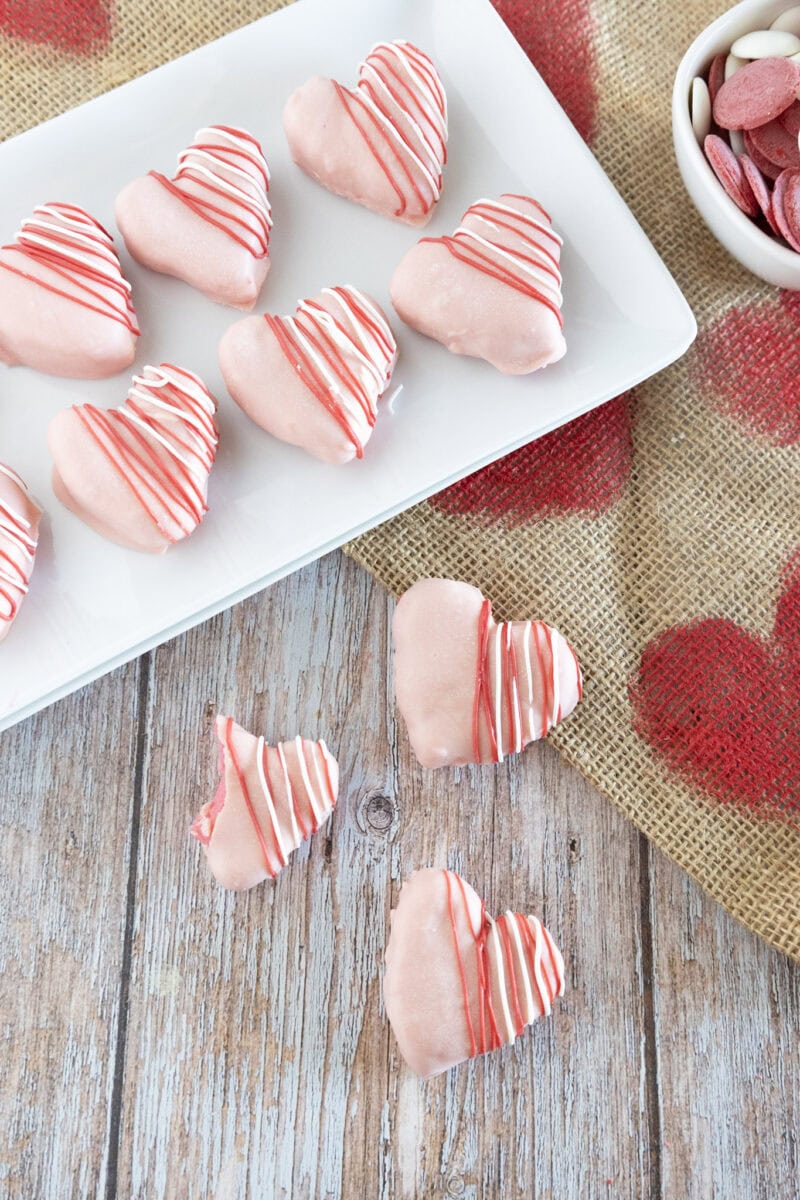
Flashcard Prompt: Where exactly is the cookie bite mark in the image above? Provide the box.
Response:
[191,715,339,890]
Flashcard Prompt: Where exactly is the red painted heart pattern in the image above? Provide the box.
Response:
[0,0,111,55]
[694,291,800,447]
[493,0,599,145]
[630,554,800,812]
[432,392,634,525]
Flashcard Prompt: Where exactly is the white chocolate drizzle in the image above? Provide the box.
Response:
[71,363,218,544]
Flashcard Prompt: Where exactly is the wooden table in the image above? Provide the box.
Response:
[2,552,798,1200]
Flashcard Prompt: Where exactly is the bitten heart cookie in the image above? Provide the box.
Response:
[393,578,582,768]
[390,193,566,374]
[48,363,218,553]
[384,868,565,1078]
[283,40,447,226]
[0,464,42,643]
[0,203,139,378]
[219,285,397,464]
[191,715,338,890]
[116,125,272,309]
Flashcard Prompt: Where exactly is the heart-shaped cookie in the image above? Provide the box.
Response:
[0,463,42,643]
[219,285,397,464]
[116,125,272,309]
[391,193,566,374]
[191,715,339,890]
[0,202,139,379]
[48,362,218,554]
[384,868,565,1078]
[393,578,582,768]
[283,40,447,226]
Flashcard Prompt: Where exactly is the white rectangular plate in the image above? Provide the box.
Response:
[0,0,696,731]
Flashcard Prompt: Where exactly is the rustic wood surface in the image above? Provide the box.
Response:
[1,551,798,1200]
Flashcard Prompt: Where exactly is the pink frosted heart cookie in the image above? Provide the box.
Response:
[0,203,138,378]
[384,868,565,1078]
[393,578,582,768]
[283,40,447,226]
[116,125,272,309]
[191,715,339,890]
[390,194,566,374]
[0,463,42,643]
[48,363,218,553]
[219,285,397,464]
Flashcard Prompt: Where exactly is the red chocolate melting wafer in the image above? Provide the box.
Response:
[708,54,726,106]
[739,154,783,234]
[779,100,800,138]
[748,115,800,170]
[772,168,800,250]
[713,57,800,131]
[704,134,760,216]
[743,129,783,180]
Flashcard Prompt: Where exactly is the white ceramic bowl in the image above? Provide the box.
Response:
[673,0,800,288]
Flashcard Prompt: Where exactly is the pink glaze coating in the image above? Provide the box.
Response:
[48,362,218,554]
[219,285,397,464]
[383,868,565,1078]
[390,193,566,374]
[393,578,582,768]
[0,203,138,378]
[0,463,42,643]
[191,715,339,890]
[283,40,447,226]
[116,126,272,309]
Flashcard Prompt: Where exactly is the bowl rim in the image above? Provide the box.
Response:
[672,0,800,274]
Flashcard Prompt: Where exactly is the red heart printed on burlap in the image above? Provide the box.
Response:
[383,867,565,1078]
[48,363,218,554]
[494,0,599,145]
[694,291,800,446]
[393,578,582,768]
[630,556,800,812]
[431,392,634,525]
[0,0,112,54]
[283,40,447,226]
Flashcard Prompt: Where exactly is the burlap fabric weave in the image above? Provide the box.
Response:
[2,1,798,959]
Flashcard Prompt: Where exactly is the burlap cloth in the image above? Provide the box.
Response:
[2,1,798,959]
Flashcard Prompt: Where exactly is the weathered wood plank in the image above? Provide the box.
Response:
[649,841,800,1200]
[384,733,654,1200]
[113,553,398,1199]
[0,659,145,1199]
[111,551,652,1199]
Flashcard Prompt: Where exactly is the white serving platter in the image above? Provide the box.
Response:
[0,0,696,731]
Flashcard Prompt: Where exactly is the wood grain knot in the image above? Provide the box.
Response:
[359,791,396,836]
[445,1175,466,1197]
